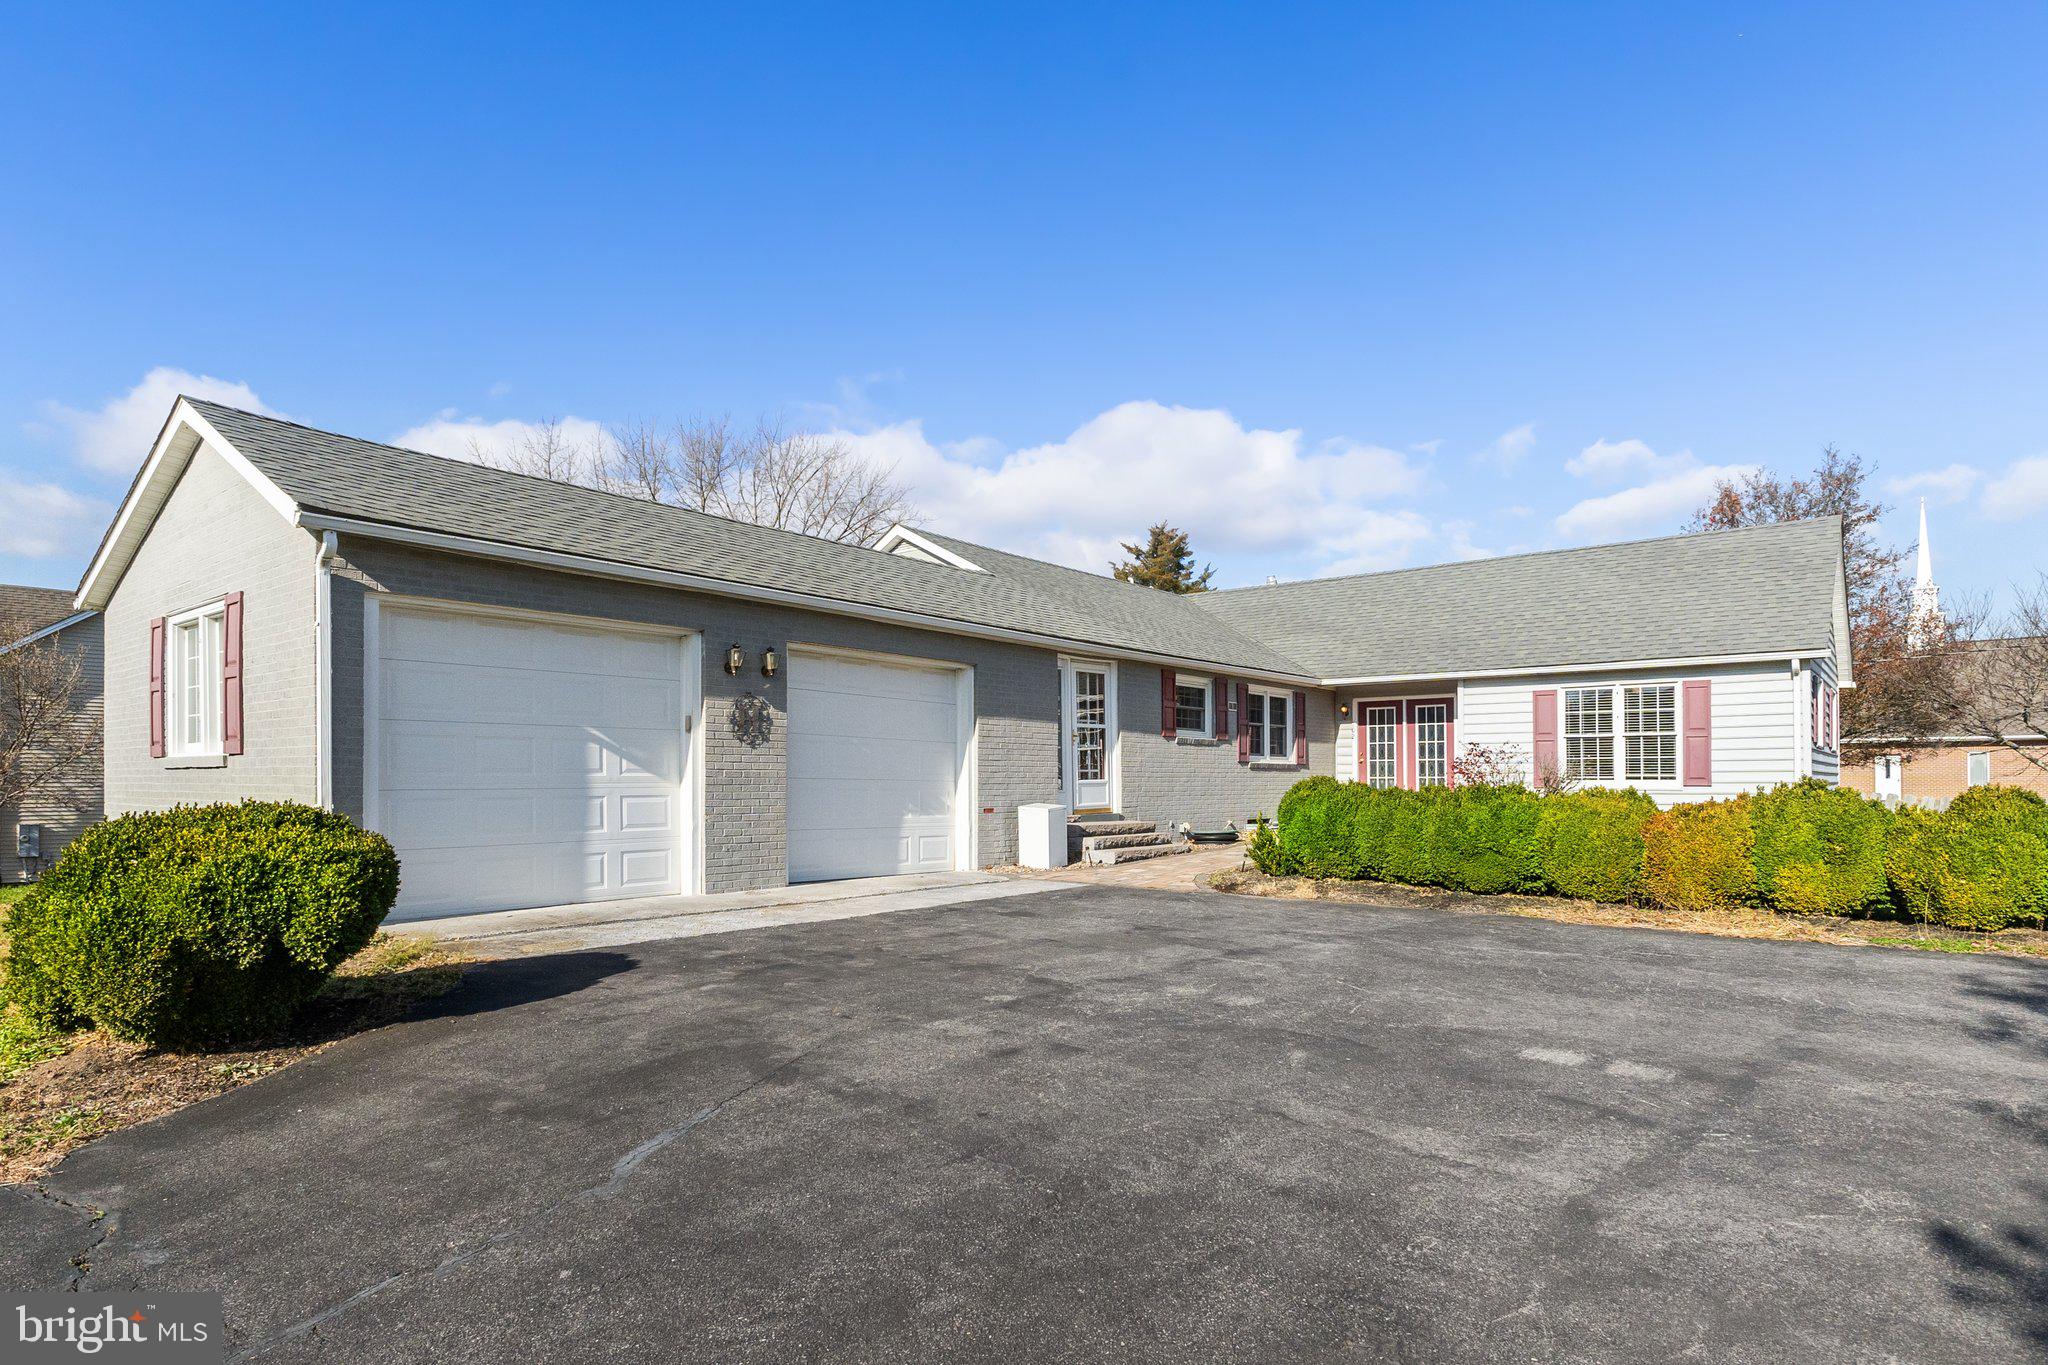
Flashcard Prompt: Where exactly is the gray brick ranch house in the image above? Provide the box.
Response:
[73,398,1852,919]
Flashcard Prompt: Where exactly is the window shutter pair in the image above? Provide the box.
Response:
[1159,667,1177,737]
[1292,690,1307,766]
[146,593,243,757]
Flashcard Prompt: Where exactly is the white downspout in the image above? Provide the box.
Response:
[315,530,337,809]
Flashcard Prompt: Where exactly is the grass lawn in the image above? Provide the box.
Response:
[0,908,473,1181]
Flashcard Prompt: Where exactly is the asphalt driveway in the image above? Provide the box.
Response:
[4,885,2044,1362]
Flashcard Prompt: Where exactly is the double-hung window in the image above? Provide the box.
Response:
[1246,688,1291,761]
[168,602,226,758]
[1174,676,1211,736]
[1563,687,1614,783]
[1622,684,1677,782]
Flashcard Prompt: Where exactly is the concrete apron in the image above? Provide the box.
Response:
[394,872,1064,954]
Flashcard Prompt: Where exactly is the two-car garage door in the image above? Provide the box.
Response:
[371,604,965,918]
[374,605,688,920]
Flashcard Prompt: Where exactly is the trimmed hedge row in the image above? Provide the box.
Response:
[1250,777,2048,931]
[4,802,400,1047]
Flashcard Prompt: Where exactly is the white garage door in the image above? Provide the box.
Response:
[373,605,688,919]
[787,650,963,882]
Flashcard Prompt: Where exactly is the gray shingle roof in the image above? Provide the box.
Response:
[182,401,1843,683]
[1188,517,1845,678]
[0,584,82,640]
[188,400,1311,677]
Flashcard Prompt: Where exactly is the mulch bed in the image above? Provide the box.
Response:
[1206,867,2048,959]
[1,936,472,1183]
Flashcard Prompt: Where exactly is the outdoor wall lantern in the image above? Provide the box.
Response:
[726,643,745,676]
[1338,702,1350,717]
[762,647,779,679]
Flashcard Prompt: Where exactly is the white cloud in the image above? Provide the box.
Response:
[1472,422,1537,472]
[43,367,279,474]
[1555,462,1756,541]
[825,401,1433,577]
[1981,455,2048,521]
[1565,437,1693,483]
[392,411,611,464]
[1886,463,1981,505]
[0,477,111,559]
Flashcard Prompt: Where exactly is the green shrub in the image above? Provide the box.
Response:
[1382,787,1452,887]
[4,802,400,1047]
[1275,776,1361,879]
[1537,789,1657,903]
[1886,792,2048,931]
[1432,785,1546,894]
[1643,796,1757,912]
[1749,779,1890,917]
[1246,813,1295,876]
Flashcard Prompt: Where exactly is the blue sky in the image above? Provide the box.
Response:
[3,3,2043,606]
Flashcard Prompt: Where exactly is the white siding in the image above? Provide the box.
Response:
[1333,660,1811,807]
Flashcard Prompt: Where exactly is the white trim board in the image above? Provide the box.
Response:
[872,524,988,573]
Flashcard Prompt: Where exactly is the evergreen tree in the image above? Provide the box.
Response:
[1111,522,1214,593]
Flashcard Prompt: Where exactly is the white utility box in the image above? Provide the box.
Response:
[1018,803,1070,869]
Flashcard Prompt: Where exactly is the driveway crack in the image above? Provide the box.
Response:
[229,1043,821,1362]
[22,1184,116,1291]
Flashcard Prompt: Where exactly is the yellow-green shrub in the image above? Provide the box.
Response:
[1537,789,1657,902]
[1885,788,2048,930]
[1748,779,1891,917]
[1642,796,1757,912]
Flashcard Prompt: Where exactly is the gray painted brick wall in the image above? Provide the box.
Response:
[1116,665,1335,830]
[102,447,321,815]
[327,539,1064,891]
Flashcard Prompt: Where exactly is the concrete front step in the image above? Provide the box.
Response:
[1082,841,1192,866]
[1068,819,1155,838]
[1079,831,1169,852]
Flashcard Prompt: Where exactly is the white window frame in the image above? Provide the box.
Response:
[1173,673,1213,738]
[1247,686,1293,762]
[1563,686,1615,784]
[167,599,227,759]
[1414,701,1450,787]
[1966,751,1991,787]
[1622,683,1678,783]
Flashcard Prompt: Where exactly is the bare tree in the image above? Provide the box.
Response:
[515,411,916,546]
[471,417,599,484]
[1944,580,2048,777]
[0,611,101,821]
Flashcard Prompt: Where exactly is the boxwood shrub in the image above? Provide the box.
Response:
[1747,779,1891,917]
[1537,789,1656,903]
[4,802,400,1047]
[1432,785,1547,895]
[1885,787,2048,931]
[1641,796,1757,912]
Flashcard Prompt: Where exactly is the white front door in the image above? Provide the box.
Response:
[786,648,964,882]
[1062,660,1117,812]
[370,603,691,920]
[1875,755,1903,801]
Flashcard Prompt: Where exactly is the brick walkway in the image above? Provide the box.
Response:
[1019,840,1248,891]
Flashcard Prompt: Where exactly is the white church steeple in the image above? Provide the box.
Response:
[1909,498,1940,649]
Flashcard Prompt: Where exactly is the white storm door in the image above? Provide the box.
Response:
[372,604,688,920]
[787,649,962,882]
[1063,661,1116,812]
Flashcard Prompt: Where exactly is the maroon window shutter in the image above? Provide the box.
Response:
[223,592,245,756]
[1683,679,1712,787]
[1236,683,1251,763]
[1531,689,1558,789]
[148,617,166,758]
[1213,677,1228,739]
[1291,691,1308,766]
[1160,667,1177,737]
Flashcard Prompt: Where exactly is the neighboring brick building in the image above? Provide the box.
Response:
[1842,742,2048,807]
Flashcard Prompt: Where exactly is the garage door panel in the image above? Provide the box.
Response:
[376,607,686,917]
[787,650,962,882]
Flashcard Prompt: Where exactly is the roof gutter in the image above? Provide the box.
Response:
[0,610,97,654]
[295,512,1321,687]
[1319,650,1837,687]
